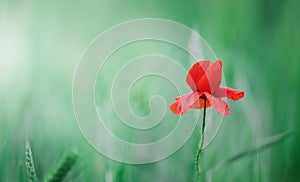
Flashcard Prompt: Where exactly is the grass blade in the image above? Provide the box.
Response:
[18,161,24,182]
[207,130,293,181]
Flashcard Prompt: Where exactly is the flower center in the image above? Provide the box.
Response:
[199,95,206,99]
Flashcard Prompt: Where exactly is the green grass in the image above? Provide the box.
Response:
[0,0,299,181]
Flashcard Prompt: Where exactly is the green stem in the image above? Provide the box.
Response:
[195,98,206,181]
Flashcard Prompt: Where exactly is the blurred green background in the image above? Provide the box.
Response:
[0,0,299,181]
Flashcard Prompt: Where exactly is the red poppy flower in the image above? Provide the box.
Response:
[170,60,244,115]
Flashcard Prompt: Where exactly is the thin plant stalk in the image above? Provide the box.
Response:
[195,98,207,181]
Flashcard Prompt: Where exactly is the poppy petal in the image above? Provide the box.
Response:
[169,92,200,115]
[186,60,222,93]
[214,87,244,101]
[197,60,222,93]
[186,61,210,91]
[190,97,212,109]
[202,92,230,115]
